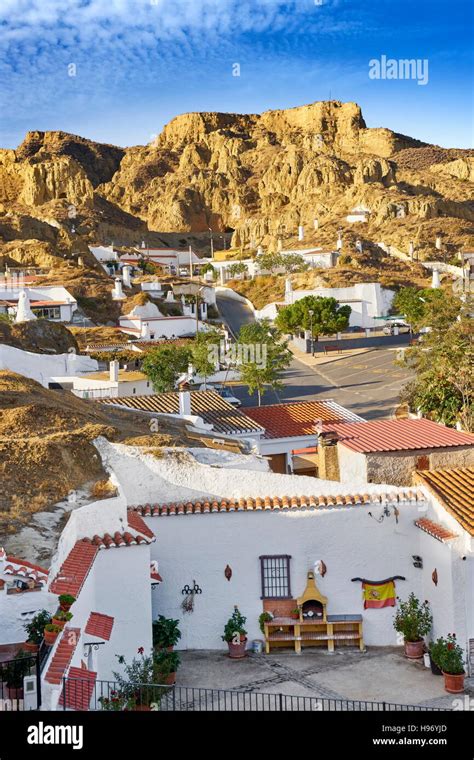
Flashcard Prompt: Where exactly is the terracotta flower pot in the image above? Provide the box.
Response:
[133,705,151,711]
[227,637,247,659]
[52,617,66,629]
[163,672,176,685]
[44,628,59,646]
[443,672,465,694]
[60,602,72,612]
[404,639,424,659]
[22,641,39,654]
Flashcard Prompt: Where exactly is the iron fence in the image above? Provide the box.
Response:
[62,678,448,712]
[0,653,39,709]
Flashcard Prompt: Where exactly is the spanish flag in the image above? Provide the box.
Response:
[362,580,396,609]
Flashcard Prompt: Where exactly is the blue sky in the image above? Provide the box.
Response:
[0,0,473,149]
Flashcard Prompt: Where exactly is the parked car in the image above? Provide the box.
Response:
[178,267,189,277]
[201,383,241,407]
[383,321,411,335]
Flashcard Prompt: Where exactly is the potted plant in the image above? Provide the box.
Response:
[153,648,181,685]
[222,606,247,659]
[393,593,432,659]
[4,649,31,700]
[44,623,62,646]
[428,639,443,676]
[258,611,273,633]
[113,649,157,711]
[58,594,76,612]
[152,616,181,652]
[23,609,51,652]
[290,607,300,620]
[436,634,466,693]
[52,610,73,629]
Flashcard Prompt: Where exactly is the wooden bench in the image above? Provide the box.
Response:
[323,345,342,355]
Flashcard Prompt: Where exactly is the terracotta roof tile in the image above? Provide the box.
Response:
[132,489,425,517]
[245,400,364,439]
[414,518,458,543]
[49,542,98,597]
[59,666,97,711]
[127,509,155,539]
[99,391,264,436]
[45,628,81,685]
[415,466,474,536]
[85,612,114,641]
[327,418,474,453]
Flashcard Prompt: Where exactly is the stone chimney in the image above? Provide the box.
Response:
[178,390,191,416]
[298,225,304,241]
[317,431,340,481]
[109,360,119,382]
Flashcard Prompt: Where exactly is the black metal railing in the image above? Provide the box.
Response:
[0,653,39,709]
[61,678,448,712]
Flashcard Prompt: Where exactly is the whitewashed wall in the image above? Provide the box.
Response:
[148,502,425,649]
[0,344,98,388]
[0,586,57,645]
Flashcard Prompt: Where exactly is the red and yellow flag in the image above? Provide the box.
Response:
[362,580,396,609]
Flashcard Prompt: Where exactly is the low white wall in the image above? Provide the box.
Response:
[148,502,423,649]
[0,586,57,645]
[0,344,98,387]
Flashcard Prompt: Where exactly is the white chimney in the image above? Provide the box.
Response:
[298,225,304,241]
[112,278,124,300]
[355,239,363,253]
[336,233,343,251]
[77,256,84,267]
[277,238,283,252]
[435,234,442,250]
[257,245,263,256]
[285,278,293,304]
[409,241,415,258]
[431,269,441,289]
[122,265,132,288]
[313,218,319,230]
[178,390,191,416]
[109,360,119,382]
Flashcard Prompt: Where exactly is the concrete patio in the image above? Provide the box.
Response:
[176,647,474,709]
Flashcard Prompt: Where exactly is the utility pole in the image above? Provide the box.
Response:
[189,245,194,280]
[208,228,214,259]
[309,309,314,357]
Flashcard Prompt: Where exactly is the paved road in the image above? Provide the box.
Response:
[216,291,413,420]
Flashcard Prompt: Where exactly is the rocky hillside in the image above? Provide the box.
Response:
[1,101,473,271]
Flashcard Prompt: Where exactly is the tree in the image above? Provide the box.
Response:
[190,330,222,388]
[142,344,191,393]
[393,287,461,331]
[257,252,284,274]
[200,263,216,279]
[399,318,473,431]
[275,296,351,340]
[228,261,248,278]
[237,319,291,405]
[280,254,308,274]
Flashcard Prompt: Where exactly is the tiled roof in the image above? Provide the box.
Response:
[0,549,49,583]
[127,509,155,539]
[414,518,458,543]
[59,666,97,711]
[82,530,154,550]
[326,418,474,453]
[99,390,264,436]
[49,542,98,597]
[244,400,364,439]
[45,627,81,685]
[85,612,114,641]
[132,489,424,517]
[415,466,474,536]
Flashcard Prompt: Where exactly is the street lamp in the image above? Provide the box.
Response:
[309,309,314,356]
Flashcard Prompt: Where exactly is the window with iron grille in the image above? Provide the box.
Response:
[259,555,291,599]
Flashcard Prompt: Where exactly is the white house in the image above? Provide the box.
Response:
[280,248,338,269]
[119,299,209,340]
[89,245,118,265]
[346,205,371,223]
[54,361,154,399]
[0,285,77,322]
[0,344,98,388]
